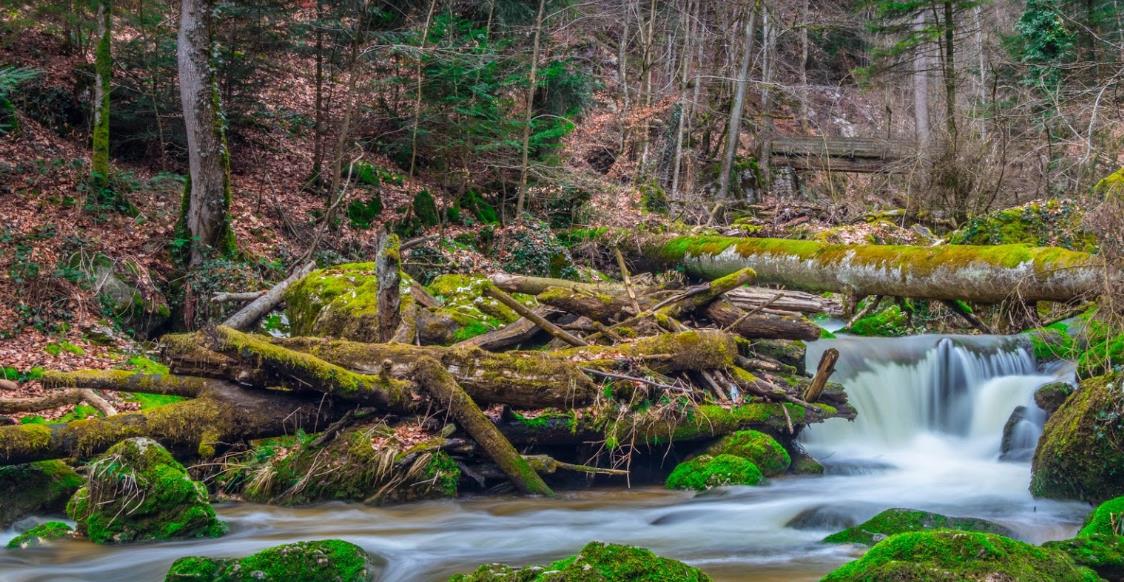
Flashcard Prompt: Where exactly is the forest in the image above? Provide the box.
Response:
[0,0,1122,580]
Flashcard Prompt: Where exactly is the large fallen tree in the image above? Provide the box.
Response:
[626,234,1110,303]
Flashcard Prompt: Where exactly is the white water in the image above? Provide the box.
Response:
[0,335,1091,581]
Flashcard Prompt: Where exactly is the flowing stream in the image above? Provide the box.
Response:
[0,334,1091,581]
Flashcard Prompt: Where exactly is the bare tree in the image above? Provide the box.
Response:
[717,0,758,202]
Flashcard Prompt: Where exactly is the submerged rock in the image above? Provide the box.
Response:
[6,521,72,548]
[704,430,790,476]
[165,539,377,582]
[0,460,82,527]
[823,508,1013,546]
[1032,373,1124,503]
[785,505,856,531]
[66,437,226,544]
[822,530,1099,581]
[1000,405,1040,462]
[665,454,764,491]
[449,541,711,581]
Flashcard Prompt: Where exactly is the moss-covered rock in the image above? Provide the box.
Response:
[1031,373,1124,503]
[948,199,1097,252]
[0,460,83,527]
[1044,534,1124,582]
[1035,382,1075,416]
[1079,496,1124,537]
[823,530,1099,581]
[6,521,73,548]
[66,437,226,544]
[665,454,764,491]
[846,304,910,337]
[449,541,711,581]
[218,421,459,505]
[283,262,382,341]
[790,451,825,475]
[704,430,791,476]
[426,274,536,342]
[164,539,377,582]
[823,508,1014,546]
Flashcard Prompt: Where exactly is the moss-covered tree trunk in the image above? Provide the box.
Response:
[90,0,110,188]
[633,234,1109,303]
[177,0,236,267]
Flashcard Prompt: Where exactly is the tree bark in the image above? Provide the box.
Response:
[632,234,1109,303]
[178,0,236,266]
[375,232,402,343]
[717,0,757,202]
[515,0,547,219]
[705,300,822,340]
[912,12,932,148]
[222,262,315,331]
[90,0,111,189]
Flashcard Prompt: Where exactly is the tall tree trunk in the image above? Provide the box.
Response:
[177,0,236,267]
[758,3,774,189]
[912,12,931,148]
[670,0,695,201]
[799,0,810,131]
[716,0,757,202]
[90,0,111,191]
[618,2,631,154]
[941,0,957,142]
[515,0,547,219]
[408,0,438,178]
[310,0,324,188]
[637,0,658,174]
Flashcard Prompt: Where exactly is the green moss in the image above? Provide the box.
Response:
[1078,496,1124,537]
[450,541,711,581]
[824,508,1013,546]
[1043,534,1124,581]
[704,430,790,476]
[847,304,910,337]
[414,190,439,227]
[0,460,82,528]
[66,437,225,544]
[428,274,536,342]
[791,453,825,475]
[1031,373,1124,503]
[665,454,764,490]
[948,200,1097,252]
[823,530,1099,581]
[165,539,376,582]
[6,521,73,548]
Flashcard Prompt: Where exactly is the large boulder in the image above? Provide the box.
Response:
[92,262,171,338]
[665,454,764,491]
[66,437,226,544]
[165,539,377,582]
[1031,373,1124,503]
[822,530,1099,581]
[216,421,460,505]
[823,508,1014,546]
[703,430,790,477]
[0,459,83,527]
[1035,382,1075,416]
[450,541,711,581]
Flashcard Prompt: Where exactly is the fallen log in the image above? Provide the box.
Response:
[725,287,844,315]
[485,284,588,346]
[705,300,821,341]
[632,234,1109,303]
[223,261,316,331]
[490,274,629,296]
[42,369,210,397]
[803,348,840,403]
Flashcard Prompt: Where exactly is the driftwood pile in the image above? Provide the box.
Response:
[1,247,849,497]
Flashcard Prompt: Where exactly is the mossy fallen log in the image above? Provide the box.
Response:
[704,299,821,340]
[42,369,210,397]
[632,234,1109,303]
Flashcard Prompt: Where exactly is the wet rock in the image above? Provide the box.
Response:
[823,508,1014,546]
[66,437,226,544]
[665,454,764,491]
[450,541,711,581]
[92,264,170,339]
[165,539,378,582]
[6,521,72,548]
[704,430,790,477]
[823,530,1099,581]
[789,447,824,475]
[785,505,857,531]
[1036,382,1075,416]
[1000,405,1040,462]
[1032,373,1124,503]
[0,460,82,528]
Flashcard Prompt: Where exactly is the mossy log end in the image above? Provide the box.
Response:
[273,337,598,409]
[0,382,348,465]
[634,234,1109,303]
[42,370,209,397]
[415,357,553,496]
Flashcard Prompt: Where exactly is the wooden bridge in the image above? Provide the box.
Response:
[768,136,914,173]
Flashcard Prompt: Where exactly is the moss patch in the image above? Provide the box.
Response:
[665,454,764,491]
[6,520,73,548]
[704,430,791,476]
[1078,496,1124,537]
[948,199,1097,252]
[165,539,377,581]
[66,437,226,544]
[1031,373,1124,503]
[823,508,1013,546]
[450,541,711,581]
[823,530,1099,581]
[1044,534,1124,582]
[846,304,910,337]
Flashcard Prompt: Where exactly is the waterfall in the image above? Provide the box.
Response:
[802,335,1058,460]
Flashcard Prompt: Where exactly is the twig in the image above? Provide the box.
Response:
[485,284,588,347]
[614,248,643,316]
[802,348,839,403]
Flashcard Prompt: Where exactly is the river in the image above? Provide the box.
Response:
[0,334,1091,581]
